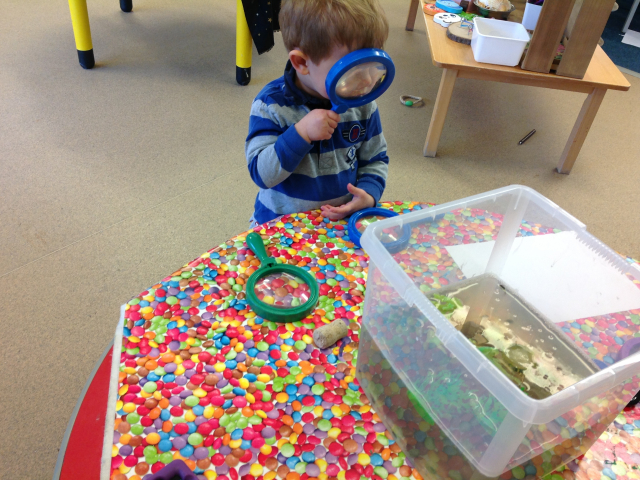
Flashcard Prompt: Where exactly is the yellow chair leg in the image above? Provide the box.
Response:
[68,0,95,68]
[236,0,253,85]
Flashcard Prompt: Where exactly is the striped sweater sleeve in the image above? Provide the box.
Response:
[245,99,313,189]
[355,103,389,204]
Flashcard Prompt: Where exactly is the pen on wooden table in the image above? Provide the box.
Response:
[518,129,536,145]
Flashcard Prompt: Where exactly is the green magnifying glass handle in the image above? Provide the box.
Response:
[246,232,276,268]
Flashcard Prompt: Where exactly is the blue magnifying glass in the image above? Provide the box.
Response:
[348,207,411,252]
[325,49,396,114]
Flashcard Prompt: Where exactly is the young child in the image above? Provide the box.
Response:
[245,0,390,226]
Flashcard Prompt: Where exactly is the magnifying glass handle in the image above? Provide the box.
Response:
[331,103,348,114]
[246,232,276,267]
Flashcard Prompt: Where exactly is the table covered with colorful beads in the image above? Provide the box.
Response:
[106,202,640,480]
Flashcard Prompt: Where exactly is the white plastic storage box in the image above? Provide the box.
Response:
[471,17,530,67]
[356,186,640,479]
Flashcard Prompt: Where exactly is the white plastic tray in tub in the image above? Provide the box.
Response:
[356,185,640,478]
[471,17,530,67]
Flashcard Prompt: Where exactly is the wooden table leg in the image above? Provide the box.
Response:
[236,0,253,85]
[406,0,421,31]
[556,87,606,174]
[424,68,458,157]
[68,0,95,69]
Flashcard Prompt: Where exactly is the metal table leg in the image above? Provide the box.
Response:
[236,0,253,85]
[68,0,95,68]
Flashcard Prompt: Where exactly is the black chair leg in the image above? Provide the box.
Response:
[120,0,133,12]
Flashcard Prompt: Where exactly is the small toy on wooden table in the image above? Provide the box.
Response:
[447,20,474,44]
[458,11,480,20]
[434,12,462,26]
[436,0,463,13]
[424,3,444,15]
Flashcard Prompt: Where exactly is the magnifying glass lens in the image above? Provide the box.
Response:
[380,226,404,243]
[335,62,387,99]
[355,215,387,233]
[254,272,312,309]
[355,214,403,243]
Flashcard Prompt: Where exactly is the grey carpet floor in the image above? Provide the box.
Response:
[0,0,638,477]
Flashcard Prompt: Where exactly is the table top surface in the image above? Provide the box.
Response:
[423,13,631,92]
[101,202,640,480]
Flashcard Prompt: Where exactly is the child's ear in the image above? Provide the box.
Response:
[289,49,310,76]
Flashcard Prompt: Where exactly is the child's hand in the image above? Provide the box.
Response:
[295,109,340,143]
[321,183,375,221]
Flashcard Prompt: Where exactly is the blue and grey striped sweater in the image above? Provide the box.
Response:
[245,62,389,224]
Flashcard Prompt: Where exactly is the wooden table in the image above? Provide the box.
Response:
[408,8,631,174]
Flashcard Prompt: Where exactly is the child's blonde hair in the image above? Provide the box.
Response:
[279,0,389,63]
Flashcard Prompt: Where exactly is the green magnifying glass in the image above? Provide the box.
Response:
[245,232,320,323]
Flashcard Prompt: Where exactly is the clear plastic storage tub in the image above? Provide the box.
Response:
[356,186,640,479]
